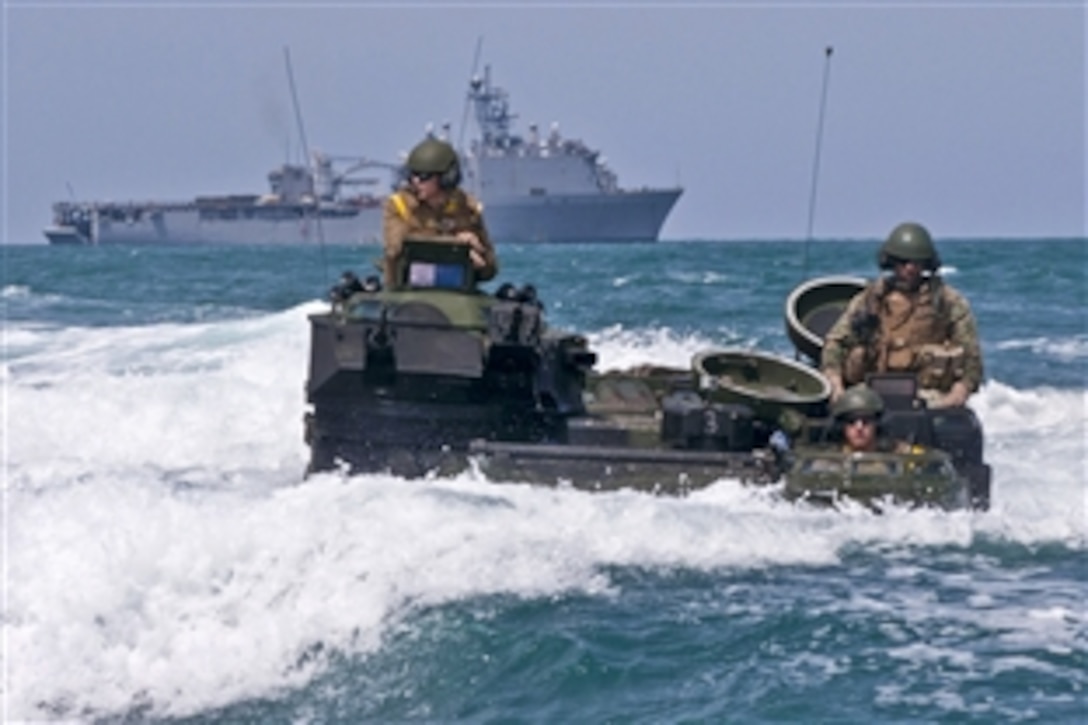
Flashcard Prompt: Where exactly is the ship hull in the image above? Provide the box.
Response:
[43,226,88,245]
[45,205,383,246]
[483,189,682,243]
[45,190,682,246]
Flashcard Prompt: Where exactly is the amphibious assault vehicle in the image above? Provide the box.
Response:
[304,238,991,510]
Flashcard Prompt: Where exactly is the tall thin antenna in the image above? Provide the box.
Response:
[457,36,485,152]
[284,46,311,165]
[804,45,834,277]
[283,46,328,274]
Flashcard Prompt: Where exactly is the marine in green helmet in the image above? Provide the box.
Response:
[831,382,885,419]
[381,136,498,287]
[821,222,983,409]
[780,383,919,490]
[831,384,885,453]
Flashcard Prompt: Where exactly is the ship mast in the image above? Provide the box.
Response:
[469,65,517,148]
[457,36,484,153]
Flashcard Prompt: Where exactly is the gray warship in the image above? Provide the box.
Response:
[44,64,682,246]
[459,64,683,243]
[43,152,390,247]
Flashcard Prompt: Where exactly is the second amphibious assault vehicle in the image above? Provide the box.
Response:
[304,238,991,510]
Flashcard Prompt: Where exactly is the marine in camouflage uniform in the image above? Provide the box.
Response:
[382,137,498,287]
[821,222,983,408]
[832,384,915,456]
[797,384,918,474]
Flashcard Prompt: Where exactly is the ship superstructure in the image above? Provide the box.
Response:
[460,65,682,243]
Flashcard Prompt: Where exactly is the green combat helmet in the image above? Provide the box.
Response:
[407,138,462,189]
[877,222,941,271]
[831,383,885,420]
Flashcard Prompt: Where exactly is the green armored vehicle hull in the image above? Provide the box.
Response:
[784,447,969,511]
[782,275,991,510]
[304,245,989,511]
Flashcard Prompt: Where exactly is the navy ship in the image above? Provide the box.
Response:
[460,64,683,243]
[43,65,682,246]
[43,152,390,246]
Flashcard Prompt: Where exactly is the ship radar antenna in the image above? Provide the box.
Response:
[803,45,834,279]
[458,36,484,153]
[284,45,329,278]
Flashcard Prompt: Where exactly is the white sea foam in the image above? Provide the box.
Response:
[587,324,762,372]
[1,284,32,298]
[996,334,1088,361]
[3,305,1085,719]
[664,269,729,285]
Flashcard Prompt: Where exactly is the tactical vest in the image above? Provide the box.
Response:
[390,188,482,236]
[844,279,965,391]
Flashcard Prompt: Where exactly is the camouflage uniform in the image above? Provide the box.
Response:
[381,187,498,286]
[821,277,983,397]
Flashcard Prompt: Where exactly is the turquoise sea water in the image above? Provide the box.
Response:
[3,238,1085,722]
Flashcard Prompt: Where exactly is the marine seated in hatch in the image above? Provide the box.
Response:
[801,384,922,474]
[820,221,983,410]
[382,137,498,288]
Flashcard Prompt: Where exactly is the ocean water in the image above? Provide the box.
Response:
[2,238,1085,723]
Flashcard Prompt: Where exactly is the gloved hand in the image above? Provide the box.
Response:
[456,231,488,270]
[824,371,845,403]
[940,381,971,408]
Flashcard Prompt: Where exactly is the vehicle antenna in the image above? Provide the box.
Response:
[457,36,484,154]
[284,45,329,279]
[804,45,834,279]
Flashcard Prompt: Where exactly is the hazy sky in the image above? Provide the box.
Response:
[3,1,1084,244]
